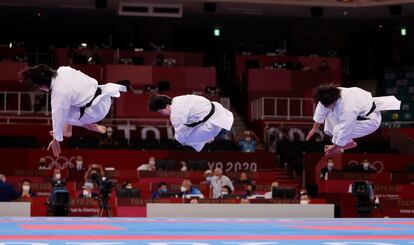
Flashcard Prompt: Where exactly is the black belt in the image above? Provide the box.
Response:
[357,102,376,121]
[184,102,215,127]
[79,87,102,119]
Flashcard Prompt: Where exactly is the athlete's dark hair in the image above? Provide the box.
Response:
[148,94,172,111]
[19,64,57,88]
[314,83,341,107]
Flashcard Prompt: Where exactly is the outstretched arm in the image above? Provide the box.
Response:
[306,122,321,141]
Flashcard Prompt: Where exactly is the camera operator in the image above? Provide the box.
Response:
[47,169,70,216]
[84,164,114,216]
[84,164,105,184]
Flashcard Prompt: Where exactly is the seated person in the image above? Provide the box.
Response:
[116,181,140,198]
[74,155,86,171]
[320,157,337,180]
[151,182,168,199]
[180,179,202,197]
[238,130,257,153]
[219,185,233,199]
[233,172,253,185]
[78,181,98,199]
[98,127,120,148]
[265,181,279,199]
[361,159,377,173]
[299,187,310,205]
[18,179,36,198]
[51,169,66,187]
[137,157,156,171]
[240,183,257,199]
[318,59,331,72]
[38,157,50,170]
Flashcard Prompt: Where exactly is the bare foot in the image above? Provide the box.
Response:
[324,145,333,151]
[63,124,72,137]
[343,140,357,150]
[83,124,107,134]
[207,138,215,143]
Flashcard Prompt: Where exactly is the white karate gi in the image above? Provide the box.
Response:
[51,66,126,142]
[170,95,234,152]
[313,87,401,146]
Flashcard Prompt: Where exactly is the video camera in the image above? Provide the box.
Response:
[352,181,375,217]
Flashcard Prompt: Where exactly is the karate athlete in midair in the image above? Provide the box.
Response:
[148,94,234,152]
[306,84,400,155]
[21,64,126,157]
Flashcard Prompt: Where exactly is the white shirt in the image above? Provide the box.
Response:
[210,175,234,198]
[313,87,374,146]
[137,164,154,171]
[50,66,98,141]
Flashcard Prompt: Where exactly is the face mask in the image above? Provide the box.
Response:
[221,192,228,196]
[180,186,187,192]
[363,163,369,169]
[107,132,113,137]
[83,190,90,196]
[300,199,309,205]
[245,137,252,141]
[206,176,212,182]
[76,160,83,165]
[22,185,30,191]
[126,185,132,189]
[160,188,167,193]
[55,174,61,180]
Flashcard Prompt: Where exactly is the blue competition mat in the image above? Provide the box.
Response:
[0,217,413,244]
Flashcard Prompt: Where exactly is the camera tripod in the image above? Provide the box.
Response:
[97,196,113,217]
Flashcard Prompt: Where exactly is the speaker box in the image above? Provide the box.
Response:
[95,0,107,9]
[389,5,402,16]
[310,7,323,17]
[204,2,216,13]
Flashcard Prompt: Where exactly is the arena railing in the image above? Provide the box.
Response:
[250,97,314,121]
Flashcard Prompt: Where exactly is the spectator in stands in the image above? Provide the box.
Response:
[18,179,36,198]
[233,172,253,185]
[180,161,187,172]
[318,59,330,72]
[117,180,140,198]
[75,155,86,171]
[240,183,257,199]
[180,179,202,197]
[238,130,257,152]
[137,157,156,171]
[299,187,310,204]
[98,127,120,148]
[210,168,234,198]
[84,164,105,184]
[0,174,18,201]
[151,182,168,199]
[51,169,66,187]
[154,53,165,66]
[265,181,279,199]
[219,185,233,199]
[38,157,50,170]
[201,170,213,185]
[78,181,98,199]
[190,199,199,204]
[361,159,377,173]
[320,157,337,180]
